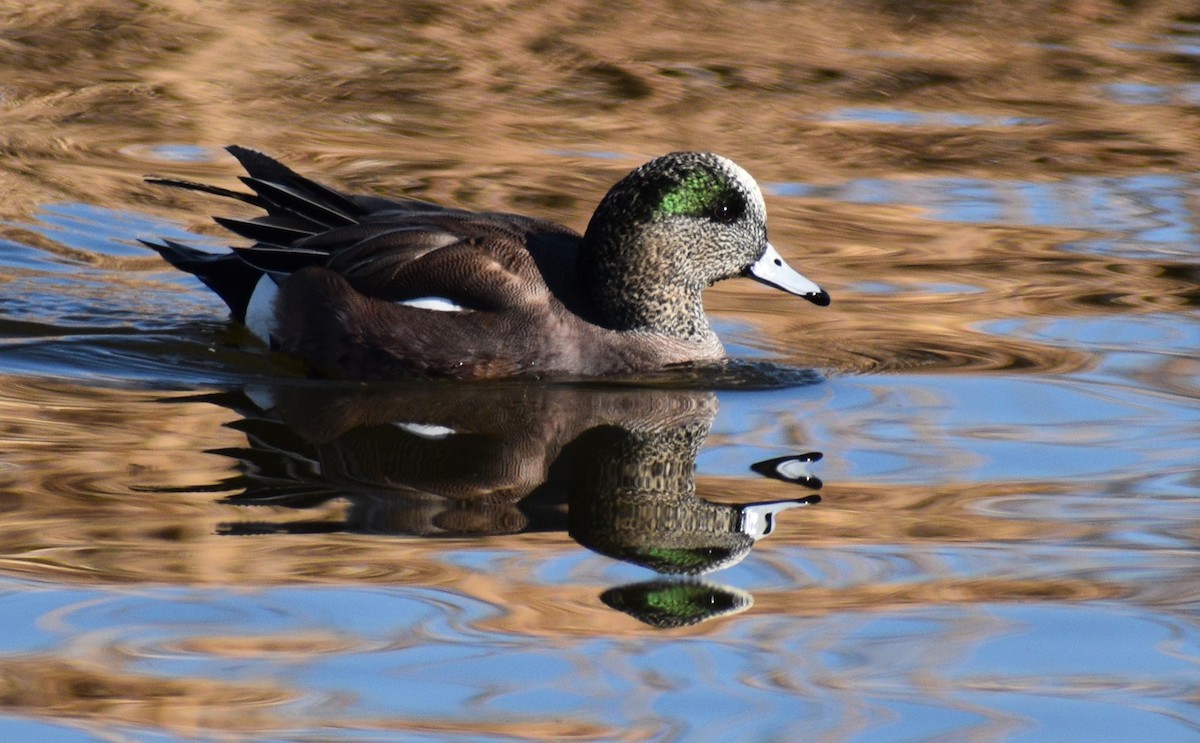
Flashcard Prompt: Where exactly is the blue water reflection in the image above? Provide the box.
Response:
[769,173,1198,255]
[820,107,1045,127]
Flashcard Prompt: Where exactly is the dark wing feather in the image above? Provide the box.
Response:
[230,244,331,275]
[144,177,264,208]
[226,145,363,219]
[348,239,541,310]
[214,215,316,244]
[147,145,583,318]
[298,222,458,255]
[239,176,358,229]
[352,194,446,213]
[320,211,579,309]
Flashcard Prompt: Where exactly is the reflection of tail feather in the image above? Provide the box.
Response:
[217,520,343,536]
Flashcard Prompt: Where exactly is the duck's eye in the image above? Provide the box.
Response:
[710,197,743,224]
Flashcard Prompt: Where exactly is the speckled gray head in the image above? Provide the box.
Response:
[582,152,830,337]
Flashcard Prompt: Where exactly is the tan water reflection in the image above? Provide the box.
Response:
[0,378,1119,608]
[0,657,293,738]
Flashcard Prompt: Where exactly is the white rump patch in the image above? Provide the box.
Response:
[393,422,457,439]
[245,275,280,344]
[396,296,468,312]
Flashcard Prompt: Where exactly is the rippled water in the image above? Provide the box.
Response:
[2,2,1199,741]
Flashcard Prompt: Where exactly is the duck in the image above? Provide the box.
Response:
[142,146,829,379]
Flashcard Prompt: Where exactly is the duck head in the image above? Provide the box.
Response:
[581,152,829,339]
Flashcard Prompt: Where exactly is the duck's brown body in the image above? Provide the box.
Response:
[274,262,722,380]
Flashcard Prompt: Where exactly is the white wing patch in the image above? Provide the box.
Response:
[393,422,457,439]
[396,296,468,312]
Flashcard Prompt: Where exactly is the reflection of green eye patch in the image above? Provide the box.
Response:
[658,172,726,216]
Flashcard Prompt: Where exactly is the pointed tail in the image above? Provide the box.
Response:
[141,238,262,323]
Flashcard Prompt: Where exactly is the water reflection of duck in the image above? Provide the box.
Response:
[143,147,828,380]
[213,380,818,538]
[205,381,821,624]
[213,381,716,535]
[562,418,819,575]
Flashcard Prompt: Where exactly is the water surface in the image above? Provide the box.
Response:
[1,1,1199,740]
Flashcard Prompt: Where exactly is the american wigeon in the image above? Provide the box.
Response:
[143,146,829,379]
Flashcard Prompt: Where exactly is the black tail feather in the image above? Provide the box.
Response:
[213,215,316,244]
[231,244,330,275]
[239,176,358,230]
[144,177,263,208]
[140,239,261,323]
[226,146,364,223]
[143,146,383,322]
[146,145,366,243]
